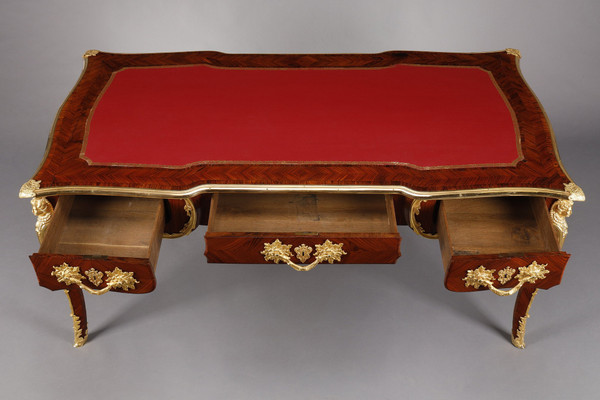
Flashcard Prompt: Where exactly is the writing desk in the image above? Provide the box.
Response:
[20,49,584,348]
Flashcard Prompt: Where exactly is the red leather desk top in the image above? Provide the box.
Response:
[84,64,519,167]
[28,50,575,199]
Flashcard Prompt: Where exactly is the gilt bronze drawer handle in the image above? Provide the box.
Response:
[261,239,346,271]
[51,263,139,295]
[463,261,549,296]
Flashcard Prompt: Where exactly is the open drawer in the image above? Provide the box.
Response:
[205,193,401,269]
[29,195,165,294]
[437,196,570,292]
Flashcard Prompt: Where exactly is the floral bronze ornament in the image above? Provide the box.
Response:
[551,182,586,248]
[19,180,54,243]
[51,263,139,295]
[64,290,88,348]
[262,239,346,271]
[261,240,293,264]
[463,261,549,297]
[512,289,539,349]
[30,197,54,243]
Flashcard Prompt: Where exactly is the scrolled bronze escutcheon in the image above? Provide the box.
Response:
[294,244,313,263]
[261,239,346,271]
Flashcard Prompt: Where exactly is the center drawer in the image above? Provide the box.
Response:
[204,193,401,265]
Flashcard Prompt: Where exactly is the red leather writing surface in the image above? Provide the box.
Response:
[84,64,519,167]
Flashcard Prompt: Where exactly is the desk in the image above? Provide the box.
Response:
[20,49,584,348]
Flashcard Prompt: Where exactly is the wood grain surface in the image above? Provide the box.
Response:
[205,193,401,264]
[29,253,158,294]
[31,50,571,194]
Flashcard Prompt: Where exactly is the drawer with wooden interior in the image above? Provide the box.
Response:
[29,195,165,295]
[204,193,401,270]
[437,196,570,294]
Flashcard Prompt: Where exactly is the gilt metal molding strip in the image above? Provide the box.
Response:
[163,198,197,238]
[512,289,539,349]
[20,179,584,202]
[64,289,88,348]
[409,199,438,239]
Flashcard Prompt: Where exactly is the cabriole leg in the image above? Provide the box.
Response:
[511,286,539,349]
[64,288,88,347]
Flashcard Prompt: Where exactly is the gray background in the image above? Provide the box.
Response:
[1,1,599,399]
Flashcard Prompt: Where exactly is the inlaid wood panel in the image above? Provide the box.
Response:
[438,197,570,292]
[32,50,570,195]
[205,193,401,264]
[30,195,165,293]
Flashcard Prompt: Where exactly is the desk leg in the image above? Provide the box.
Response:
[511,286,538,349]
[64,288,88,348]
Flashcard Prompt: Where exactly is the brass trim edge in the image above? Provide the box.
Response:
[163,198,197,238]
[409,199,438,239]
[511,289,539,349]
[20,181,583,202]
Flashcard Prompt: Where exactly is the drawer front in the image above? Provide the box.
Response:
[205,233,401,265]
[31,195,165,295]
[30,253,156,294]
[437,196,571,292]
[205,193,401,266]
[444,251,570,292]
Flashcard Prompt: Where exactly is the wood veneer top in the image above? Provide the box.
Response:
[28,50,576,199]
